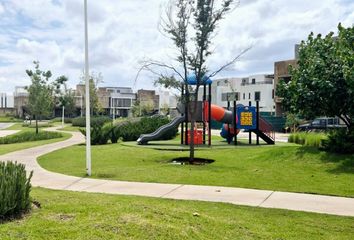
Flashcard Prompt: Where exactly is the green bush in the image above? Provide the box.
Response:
[0,162,33,219]
[117,116,178,142]
[80,116,177,144]
[72,116,112,127]
[49,117,61,123]
[64,118,73,124]
[50,117,72,124]
[288,132,327,148]
[0,131,63,144]
[102,123,119,144]
[72,117,85,127]
[322,129,354,154]
[79,119,113,145]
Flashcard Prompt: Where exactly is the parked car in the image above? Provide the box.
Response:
[298,117,347,131]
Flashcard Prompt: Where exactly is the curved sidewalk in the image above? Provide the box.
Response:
[0,128,353,217]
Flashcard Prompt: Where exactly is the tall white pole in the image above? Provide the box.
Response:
[84,0,91,176]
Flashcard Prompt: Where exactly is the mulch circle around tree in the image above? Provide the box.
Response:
[170,157,215,165]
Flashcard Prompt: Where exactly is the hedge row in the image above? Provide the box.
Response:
[22,123,53,128]
[50,118,73,124]
[80,116,177,145]
[118,116,177,142]
[72,116,112,127]
[0,162,33,219]
[0,131,63,144]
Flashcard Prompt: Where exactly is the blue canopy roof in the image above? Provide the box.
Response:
[187,75,212,85]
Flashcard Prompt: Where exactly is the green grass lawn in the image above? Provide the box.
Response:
[4,123,26,130]
[0,188,352,240]
[38,141,354,197]
[0,116,22,122]
[58,125,82,132]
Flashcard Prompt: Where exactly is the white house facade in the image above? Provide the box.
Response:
[199,74,275,114]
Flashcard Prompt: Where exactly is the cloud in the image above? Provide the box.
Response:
[0,3,4,15]
[0,0,353,94]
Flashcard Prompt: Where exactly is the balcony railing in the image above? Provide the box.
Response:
[241,80,273,86]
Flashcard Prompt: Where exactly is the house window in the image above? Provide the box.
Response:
[248,93,251,99]
[272,89,274,99]
[255,91,261,101]
[243,93,245,100]
[221,93,228,101]
[252,78,256,84]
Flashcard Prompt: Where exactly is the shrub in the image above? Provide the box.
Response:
[288,132,327,148]
[0,162,33,219]
[64,118,73,124]
[80,116,178,144]
[72,116,112,127]
[0,131,63,144]
[117,116,178,142]
[79,119,113,145]
[50,118,73,124]
[103,123,120,144]
[49,117,61,123]
[322,129,354,154]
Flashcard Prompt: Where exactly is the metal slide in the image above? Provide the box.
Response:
[137,116,186,145]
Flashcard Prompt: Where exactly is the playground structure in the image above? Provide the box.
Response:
[137,76,275,145]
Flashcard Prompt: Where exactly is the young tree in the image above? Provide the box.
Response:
[132,100,155,117]
[80,72,103,116]
[26,61,54,134]
[285,113,301,133]
[277,24,354,131]
[53,76,76,121]
[138,0,246,163]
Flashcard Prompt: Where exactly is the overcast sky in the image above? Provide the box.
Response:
[0,0,353,94]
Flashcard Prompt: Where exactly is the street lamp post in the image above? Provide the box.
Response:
[84,0,91,176]
[61,106,65,129]
[74,95,83,117]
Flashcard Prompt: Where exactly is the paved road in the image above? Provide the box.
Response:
[0,127,353,217]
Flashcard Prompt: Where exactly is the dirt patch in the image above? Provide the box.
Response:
[57,214,75,222]
[171,157,215,165]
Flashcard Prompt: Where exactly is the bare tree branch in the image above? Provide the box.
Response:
[134,59,185,89]
[208,45,252,78]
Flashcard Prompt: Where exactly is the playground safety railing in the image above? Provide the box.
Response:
[259,117,275,141]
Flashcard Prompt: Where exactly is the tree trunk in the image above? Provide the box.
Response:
[189,100,197,164]
[338,115,351,129]
[189,117,195,164]
[35,115,38,134]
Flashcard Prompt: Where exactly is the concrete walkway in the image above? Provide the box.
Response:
[0,130,19,137]
[0,122,15,129]
[0,123,18,137]
[0,128,353,217]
